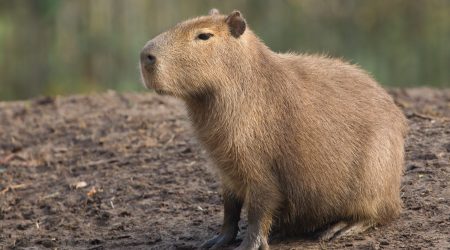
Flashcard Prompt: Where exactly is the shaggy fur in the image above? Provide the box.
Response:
[140,9,408,250]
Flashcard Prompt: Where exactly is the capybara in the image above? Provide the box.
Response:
[140,9,408,250]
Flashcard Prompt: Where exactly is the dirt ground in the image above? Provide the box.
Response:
[0,88,449,250]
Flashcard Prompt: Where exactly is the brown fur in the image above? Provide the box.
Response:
[140,9,408,250]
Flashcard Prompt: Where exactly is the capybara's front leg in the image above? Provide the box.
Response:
[235,185,280,250]
[201,189,243,249]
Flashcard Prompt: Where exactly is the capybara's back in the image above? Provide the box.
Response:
[140,9,408,249]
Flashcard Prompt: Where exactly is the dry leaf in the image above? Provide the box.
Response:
[87,187,97,197]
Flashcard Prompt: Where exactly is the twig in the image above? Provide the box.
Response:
[0,154,25,164]
[0,183,28,195]
[0,187,9,195]
[408,111,450,122]
[84,158,120,167]
[408,112,434,120]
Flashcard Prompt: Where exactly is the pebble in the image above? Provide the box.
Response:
[380,240,390,245]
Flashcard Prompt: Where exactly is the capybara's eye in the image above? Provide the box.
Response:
[197,33,214,40]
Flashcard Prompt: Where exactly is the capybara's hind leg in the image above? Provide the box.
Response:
[318,221,373,241]
[333,221,373,239]
[317,221,348,241]
[268,223,285,243]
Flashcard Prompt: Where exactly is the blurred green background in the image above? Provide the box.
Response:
[0,0,449,101]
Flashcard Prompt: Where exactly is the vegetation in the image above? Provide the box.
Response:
[0,0,449,100]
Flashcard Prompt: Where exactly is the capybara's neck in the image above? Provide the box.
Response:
[184,43,284,133]
[185,34,287,125]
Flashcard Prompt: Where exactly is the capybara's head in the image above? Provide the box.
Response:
[140,9,249,98]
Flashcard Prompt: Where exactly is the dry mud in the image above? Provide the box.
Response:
[0,88,449,249]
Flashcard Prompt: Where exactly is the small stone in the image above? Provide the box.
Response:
[181,147,192,154]
[445,143,450,152]
[74,181,88,189]
[418,153,437,160]
[380,239,390,245]
[406,164,422,172]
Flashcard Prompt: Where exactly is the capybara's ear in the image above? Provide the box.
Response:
[225,10,246,38]
[209,8,220,15]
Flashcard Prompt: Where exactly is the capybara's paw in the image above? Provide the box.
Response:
[318,220,373,241]
[234,237,269,250]
[201,231,237,249]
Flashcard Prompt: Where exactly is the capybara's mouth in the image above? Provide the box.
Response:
[146,79,166,94]
[155,88,168,95]
[141,75,169,95]
[140,68,160,91]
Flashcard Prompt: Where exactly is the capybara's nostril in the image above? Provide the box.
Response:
[141,52,156,67]
[146,54,156,65]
